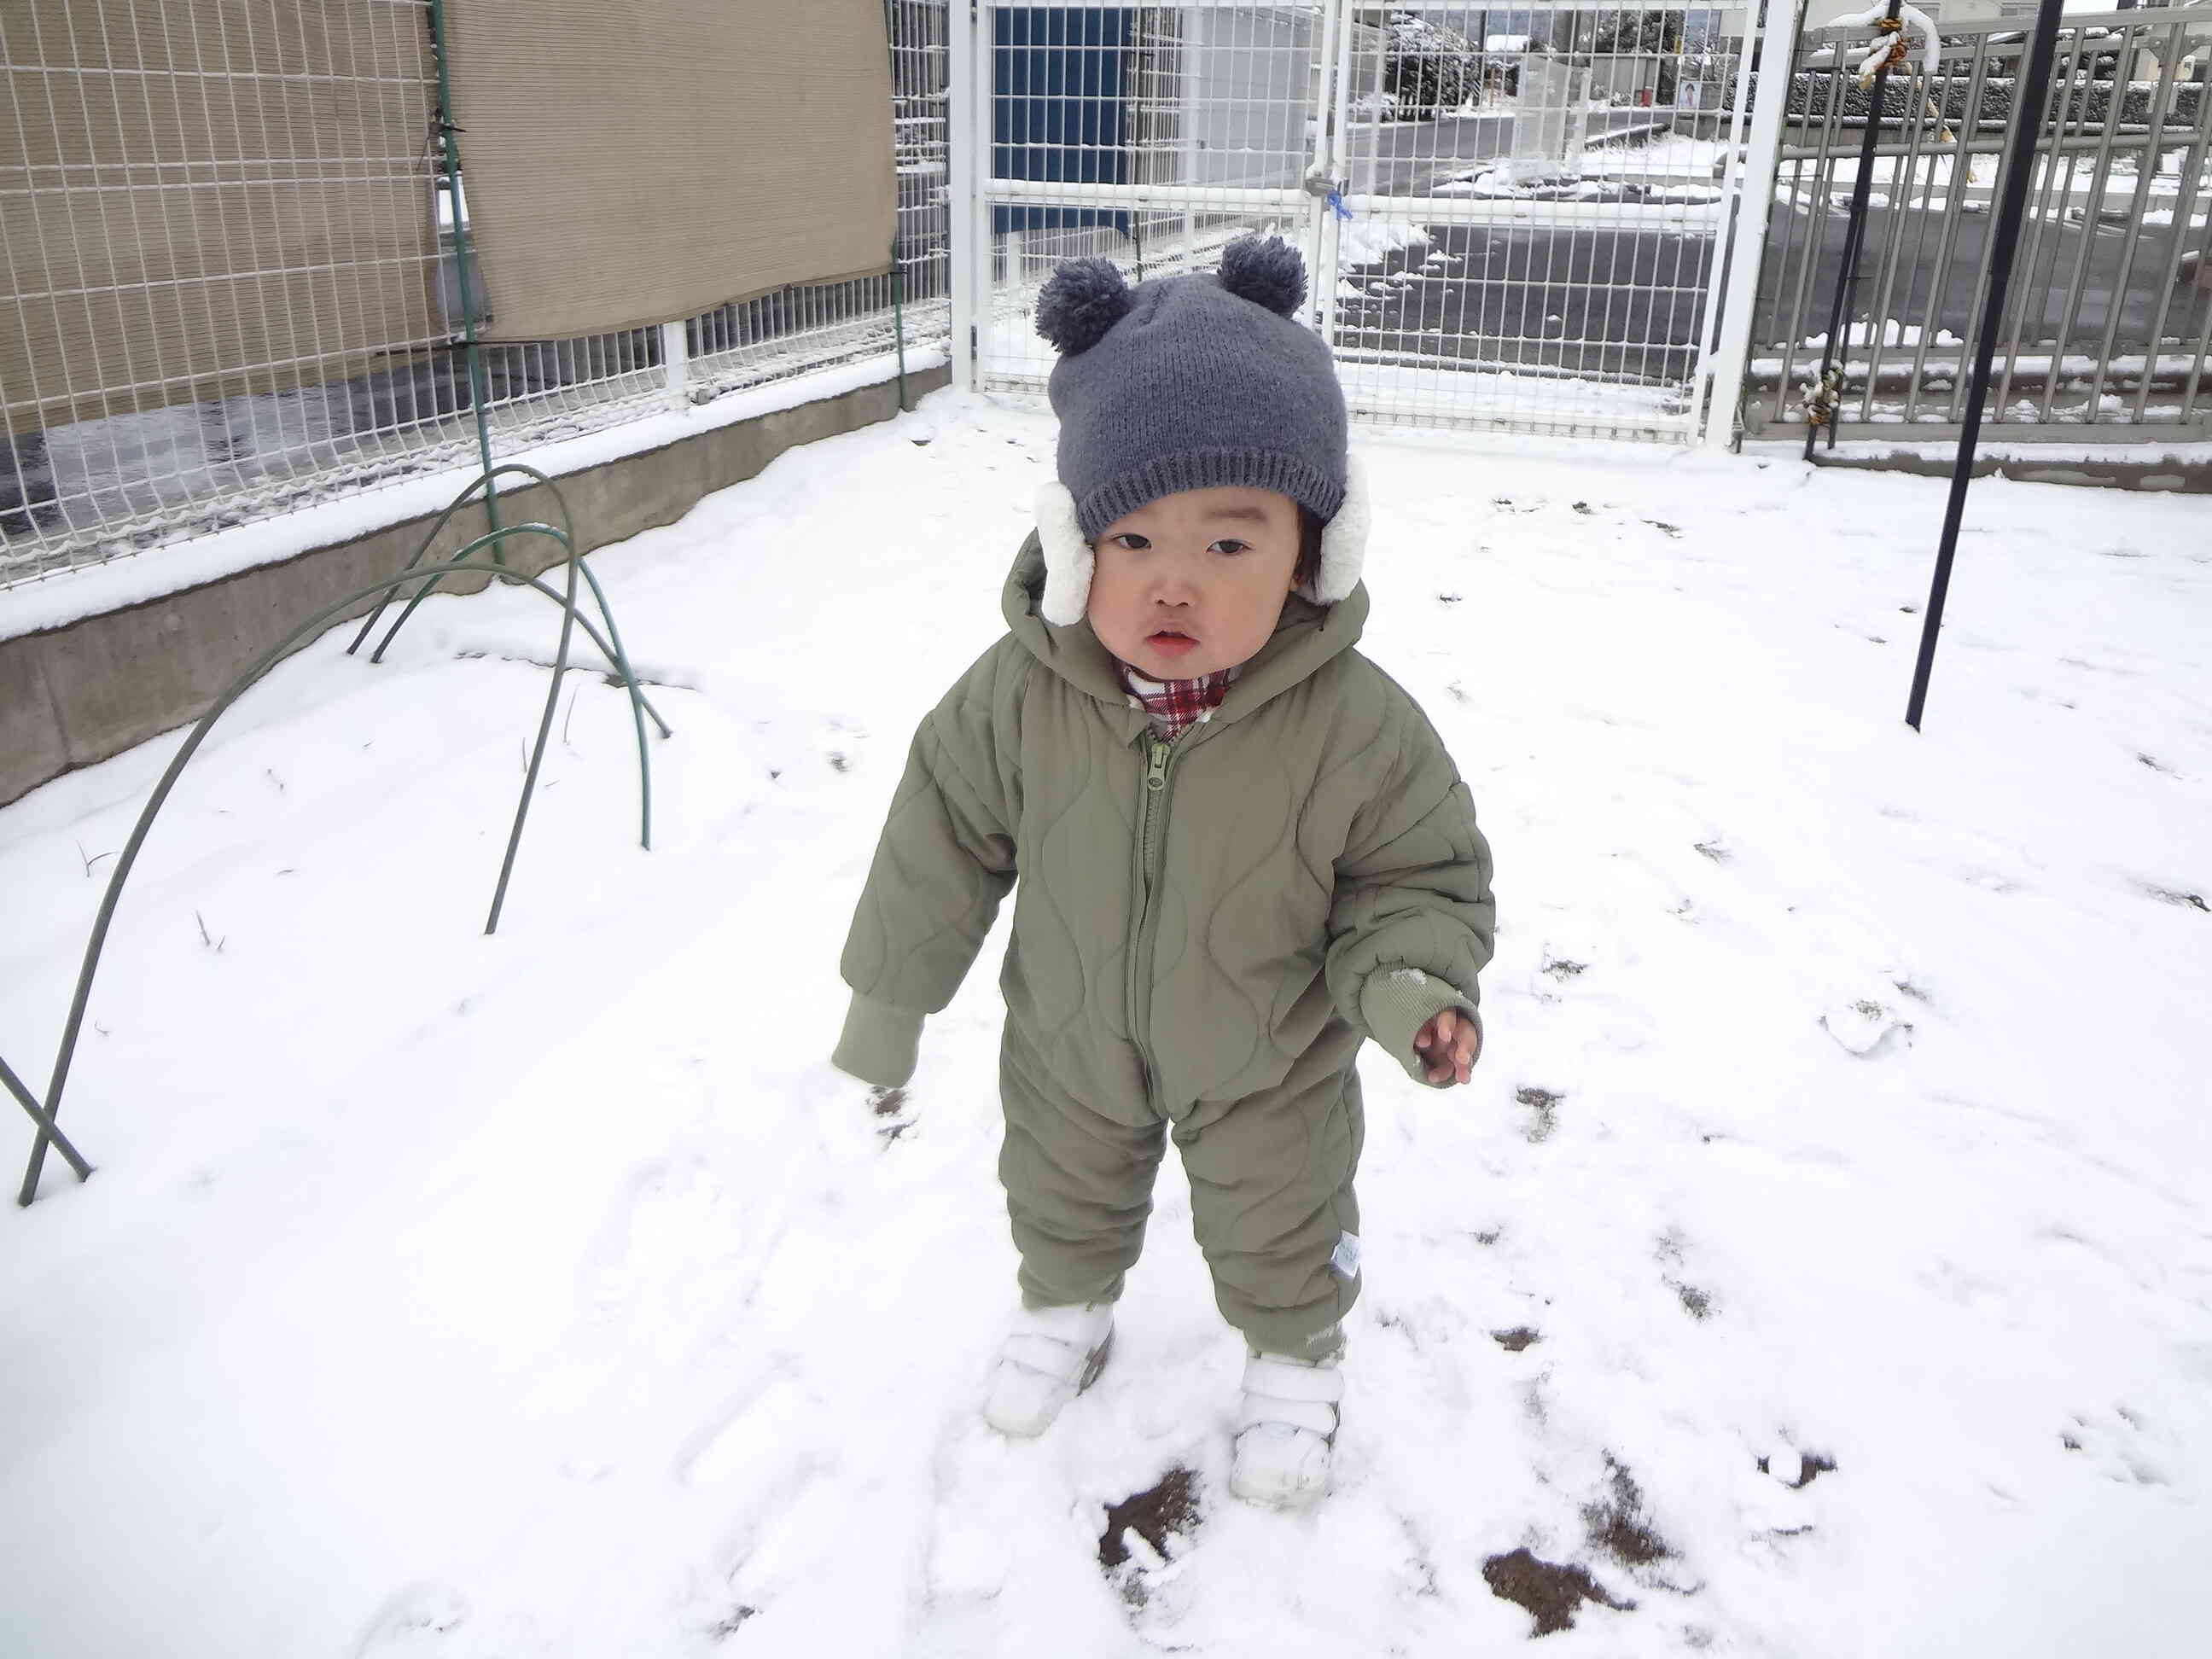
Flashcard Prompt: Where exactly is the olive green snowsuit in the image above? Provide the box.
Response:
[833,537,1494,1355]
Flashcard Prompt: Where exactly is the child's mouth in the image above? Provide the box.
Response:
[1148,631,1197,656]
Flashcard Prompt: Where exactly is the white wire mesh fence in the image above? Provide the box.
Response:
[969,3,1753,441]
[1,0,952,590]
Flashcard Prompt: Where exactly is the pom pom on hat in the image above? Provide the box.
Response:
[1034,257,1134,355]
[1216,234,1307,318]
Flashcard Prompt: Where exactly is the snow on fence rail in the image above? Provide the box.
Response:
[0,0,952,591]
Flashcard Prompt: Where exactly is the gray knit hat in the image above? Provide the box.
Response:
[1030,235,1371,626]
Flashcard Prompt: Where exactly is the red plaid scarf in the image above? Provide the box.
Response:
[1117,661,1239,740]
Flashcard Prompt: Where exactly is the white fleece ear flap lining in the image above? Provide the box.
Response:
[1036,482,1092,626]
[1308,449,1369,607]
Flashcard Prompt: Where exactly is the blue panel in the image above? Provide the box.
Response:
[992,8,1133,238]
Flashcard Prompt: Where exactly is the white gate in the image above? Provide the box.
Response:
[950,3,1769,442]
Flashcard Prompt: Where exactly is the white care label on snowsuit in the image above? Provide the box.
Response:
[1330,1231,1362,1280]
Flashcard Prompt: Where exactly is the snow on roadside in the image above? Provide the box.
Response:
[2,392,2209,1656]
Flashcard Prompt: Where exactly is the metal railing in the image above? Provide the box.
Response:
[1742,6,2212,442]
[1,0,951,590]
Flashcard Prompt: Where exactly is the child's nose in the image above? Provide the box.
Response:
[1149,563,1202,605]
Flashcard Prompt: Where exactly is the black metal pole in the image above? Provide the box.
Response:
[1904,0,2066,731]
[1805,0,1903,460]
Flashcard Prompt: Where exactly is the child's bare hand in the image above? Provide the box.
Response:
[1412,1009,1478,1086]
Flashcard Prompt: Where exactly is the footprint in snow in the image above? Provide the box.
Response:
[2062,1405,2174,1487]
[351,1584,469,1655]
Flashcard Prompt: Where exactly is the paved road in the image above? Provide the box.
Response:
[1761,196,2210,355]
[1332,196,2210,386]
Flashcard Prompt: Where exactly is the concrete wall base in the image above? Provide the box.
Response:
[1746,442,2212,496]
[0,365,950,810]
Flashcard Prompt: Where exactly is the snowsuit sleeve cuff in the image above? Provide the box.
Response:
[832,992,923,1090]
[1359,969,1482,1091]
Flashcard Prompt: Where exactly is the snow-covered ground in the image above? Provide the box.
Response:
[3,394,2209,1656]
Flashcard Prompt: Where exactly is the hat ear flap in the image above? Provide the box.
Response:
[1299,451,1368,607]
[1037,482,1093,626]
[1034,258,1133,355]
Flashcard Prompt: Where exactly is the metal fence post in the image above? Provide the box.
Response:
[1704,0,1806,450]
[949,0,978,393]
[662,320,689,405]
[1690,0,1769,428]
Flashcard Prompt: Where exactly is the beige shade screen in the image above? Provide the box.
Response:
[1,2,443,437]
[442,0,897,343]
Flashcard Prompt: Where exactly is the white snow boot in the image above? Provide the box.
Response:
[981,1301,1115,1438]
[1230,1348,1343,1507]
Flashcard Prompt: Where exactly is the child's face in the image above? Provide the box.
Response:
[1086,486,1301,680]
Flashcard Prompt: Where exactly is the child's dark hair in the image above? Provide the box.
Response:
[1295,506,1324,594]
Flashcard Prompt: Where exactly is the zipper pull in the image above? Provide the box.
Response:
[1146,737,1169,791]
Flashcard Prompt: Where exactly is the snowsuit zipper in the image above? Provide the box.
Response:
[1126,728,1185,1114]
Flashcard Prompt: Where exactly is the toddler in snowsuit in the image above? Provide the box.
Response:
[831,236,1494,1506]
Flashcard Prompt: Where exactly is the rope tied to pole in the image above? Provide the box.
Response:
[1858,18,1910,89]
[1799,364,1845,428]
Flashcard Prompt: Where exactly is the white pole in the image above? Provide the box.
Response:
[1302,0,1344,335]
[1703,0,1805,450]
[949,0,978,393]
[1312,3,1358,343]
[661,320,688,405]
[1688,3,1767,432]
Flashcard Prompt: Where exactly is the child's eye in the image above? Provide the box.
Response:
[1211,539,1250,556]
[1107,533,1150,551]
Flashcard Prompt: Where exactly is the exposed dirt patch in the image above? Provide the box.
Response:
[1482,1548,1636,1636]
[1583,1456,1675,1569]
[868,1086,907,1116]
[1516,1086,1562,1144]
[1669,1280,1715,1319]
[1493,1326,1541,1352]
[1756,1451,1837,1489]
[710,1604,759,1639]
[1540,957,1586,981]
[1097,1466,1201,1573]
[2144,884,2209,911]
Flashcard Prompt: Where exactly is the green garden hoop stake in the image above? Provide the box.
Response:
[14,531,671,1207]
[10,5,686,1209]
